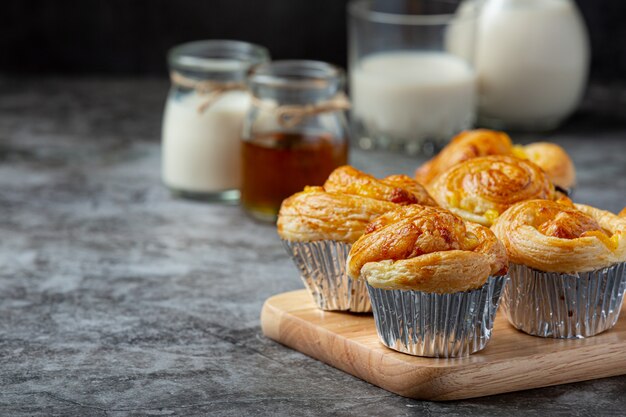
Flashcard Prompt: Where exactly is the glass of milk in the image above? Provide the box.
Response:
[161,40,270,202]
[348,0,478,155]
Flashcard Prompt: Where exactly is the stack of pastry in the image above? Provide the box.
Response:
[277,165,436,312]
[276,129,626,356]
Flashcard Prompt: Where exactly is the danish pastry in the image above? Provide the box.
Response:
[493,199,626,338]
[415,129,576,190]
[428,155,555,226]
[347,205,508,293]
[277,186,398,243]
[323,165,436,206]
[415,130,512,185]
[619,207,626,218]
[279,166,436,243]
[516,142,576,193]
[492,200,626,273]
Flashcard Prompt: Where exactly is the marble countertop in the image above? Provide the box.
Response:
[1,77,625,416]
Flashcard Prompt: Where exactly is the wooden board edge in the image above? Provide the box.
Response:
[421,343,626,400]
[261,291,626,401]
[260,296,284,341]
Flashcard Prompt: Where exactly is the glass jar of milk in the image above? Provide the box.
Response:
[161,40,270,201]
[476,0,590,130]
[348,0,479,155]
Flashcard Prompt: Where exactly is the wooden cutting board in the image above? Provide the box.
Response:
[260,289,626,401]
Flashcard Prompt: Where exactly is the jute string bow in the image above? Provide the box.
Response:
[170,71,246,114]
[252,93,351,129]
[171,71,351,127]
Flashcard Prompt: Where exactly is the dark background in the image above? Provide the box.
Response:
[1,0,626,84]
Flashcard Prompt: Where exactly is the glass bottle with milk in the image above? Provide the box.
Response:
[161,40,270,201]
[348,0,479,155]
[474,0,590,130]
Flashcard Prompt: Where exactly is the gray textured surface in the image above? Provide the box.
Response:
[1,77,626,416]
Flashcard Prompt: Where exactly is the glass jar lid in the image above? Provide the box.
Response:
[168,40,270,82]
[248,60,345,104]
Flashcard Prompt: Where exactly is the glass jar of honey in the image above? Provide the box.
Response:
[241,60,350,221]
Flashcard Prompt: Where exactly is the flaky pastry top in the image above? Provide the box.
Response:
[324,165,436,206]
[414,129,576,190]
[277,186,398,243]
[415,130,513,185]
[278,166,437,243]
[492,200,626,273]
[346,205,508,293]
[620,207,626,218]
[428,155,556,226]
[517,142,576,191]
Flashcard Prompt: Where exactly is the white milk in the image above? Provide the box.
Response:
[476,0,589,126]
[161,90,250,193]
[351,52,476,142]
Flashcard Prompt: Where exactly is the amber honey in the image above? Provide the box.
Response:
[241,132,348,221]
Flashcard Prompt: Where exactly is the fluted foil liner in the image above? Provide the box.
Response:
[282,240,371,312]
[503,262,626,339]
[366,275,506,358]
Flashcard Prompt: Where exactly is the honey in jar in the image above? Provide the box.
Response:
[241,60,351,221]
[241,132,348,221]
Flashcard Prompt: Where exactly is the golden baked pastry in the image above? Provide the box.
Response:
[515,142,576,193]
[415,129,576,190]
[619,207,626,218]
[324,165,436,206]
[278,166,437,243]
[428,155,555,226]
[347,205,508,293]
[492,200,626,273]
[415,130,512,185]
[277,186,399,243]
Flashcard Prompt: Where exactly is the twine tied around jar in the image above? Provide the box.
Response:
[252,94,351,128]
[170,71,247,114]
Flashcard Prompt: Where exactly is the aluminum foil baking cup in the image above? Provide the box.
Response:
[503,262,626,339]
[366,275,507,358]
[282,240,371,312]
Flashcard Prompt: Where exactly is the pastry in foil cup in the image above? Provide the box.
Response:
[282,240,371,312]
[366,275,507,358]
[503,262,626,339]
